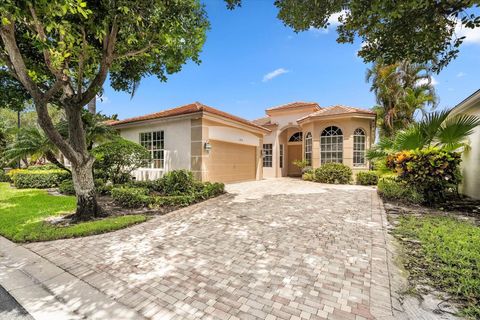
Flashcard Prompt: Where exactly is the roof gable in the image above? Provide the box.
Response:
[297,105,376,122]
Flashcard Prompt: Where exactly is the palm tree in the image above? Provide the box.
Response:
[2,127,71,172]
[366,60,436,138]
[367,109,480,160]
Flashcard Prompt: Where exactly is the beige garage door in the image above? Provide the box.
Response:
[207,141,256,183]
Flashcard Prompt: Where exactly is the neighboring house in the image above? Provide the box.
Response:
[110,102,269,183]
[450,89,480,200]
[253,102,376,178]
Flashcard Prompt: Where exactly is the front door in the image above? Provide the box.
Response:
[288,145,302,176]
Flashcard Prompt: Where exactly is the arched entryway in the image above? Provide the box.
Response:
[278,127,303,177]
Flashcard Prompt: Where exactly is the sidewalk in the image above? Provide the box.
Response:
[0,236,144,320]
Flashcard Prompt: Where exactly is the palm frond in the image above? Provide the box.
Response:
[436,114,480,150]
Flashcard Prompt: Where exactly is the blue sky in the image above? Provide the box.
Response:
[99,0,480,121]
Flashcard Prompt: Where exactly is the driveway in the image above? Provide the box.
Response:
[25,179,393,320]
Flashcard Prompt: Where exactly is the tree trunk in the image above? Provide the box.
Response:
[71,158,103,221]
[87,98,96,114]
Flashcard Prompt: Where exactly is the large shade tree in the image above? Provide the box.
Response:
[0,0,209,220]
[230,0,479,71]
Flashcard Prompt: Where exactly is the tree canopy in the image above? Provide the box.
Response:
[268,0,479,71]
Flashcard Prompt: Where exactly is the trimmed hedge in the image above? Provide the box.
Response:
[377,177,424,204]
[161,170,196,195]
[199,182,225,199]
[313,163,352,184]
[59,180,75,195]
[111,187,151,208]
[8,169,71,189]
[152,195,196,207]
[356,171,379,185]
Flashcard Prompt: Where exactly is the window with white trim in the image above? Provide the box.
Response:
[279,144,284,168]
[289,132,303,142]
[353,128,366,167]
[263,144,272,167]
[140,131,164,169]
[320,126,343,164]
[304,132,312,166]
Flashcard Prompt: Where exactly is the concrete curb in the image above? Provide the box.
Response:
[0,236,145,320]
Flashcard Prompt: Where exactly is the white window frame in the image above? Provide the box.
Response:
[304,132,312,166]
[140,131,164,169]
[353,128,367,167]
[320,126,343,164]
[263,144,273,167]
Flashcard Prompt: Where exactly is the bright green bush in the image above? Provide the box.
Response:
[377,177,424,204]
[8,169,71,189]
[92,138,151,184]
[161,170,196,195]
[302,169,315,181]
[59,180,75,195]
[386,148,462,204]
[94,178,113,195]
[0,169,11,182]
[199,182,225,199]
[314,163,352,184]
[356,171,379,185]
[111,187,151,208]
[26,164,60,171]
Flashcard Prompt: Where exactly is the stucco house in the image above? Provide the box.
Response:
[110,101,376,183]
[450,89,480,200]
[110,102,269,183]
[253,102,376,178]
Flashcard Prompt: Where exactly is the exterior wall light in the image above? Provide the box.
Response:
[204,141,212,152]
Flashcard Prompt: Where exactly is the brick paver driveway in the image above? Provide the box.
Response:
[26,179,394,320]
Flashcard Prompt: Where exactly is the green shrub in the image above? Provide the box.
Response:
[111,187,151,208]
[386,148,462,204]
[0,169,11,182]
[128,179,164,193]
[161,170,196,195]
[59,180,75,195]
[314,163,352,184]
[151,195,196,207]
[356,171,379,185]
[7,169,71,189]
[94,178,113,195]
[301,169,314,181]
[199,182,225,199]
[92,138,151,184]
[377,177,424,204]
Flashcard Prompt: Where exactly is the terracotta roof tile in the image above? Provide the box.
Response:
[252,116,278,127]
[297,105,376,122]
[110,102,269,132]
[266,101,321,112]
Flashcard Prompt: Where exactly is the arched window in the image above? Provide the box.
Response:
[288,132,303,142]
[320,126,343,164]
[353,128,366,167]
[304,132,312,166]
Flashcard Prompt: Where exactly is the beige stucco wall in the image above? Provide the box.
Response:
[194,118,264,182]
[262,113,375,178]
[118,117,192,180]
[457,107,480,199]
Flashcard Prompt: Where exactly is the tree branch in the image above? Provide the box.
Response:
[114,43,153,60]
[0,21,43,100]
[73,20,118,108]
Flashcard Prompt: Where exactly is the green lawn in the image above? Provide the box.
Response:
[394,215,480,318]
[0,182,147,242]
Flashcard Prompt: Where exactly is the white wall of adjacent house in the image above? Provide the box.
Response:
[459,106,480,199]
[118,118,191,180]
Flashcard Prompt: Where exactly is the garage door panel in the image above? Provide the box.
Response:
[208,141,256,183]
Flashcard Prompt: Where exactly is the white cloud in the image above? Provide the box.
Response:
[417,76,438,86]
[309,10,348,34]
[456,72,466,77]
[262,68,289,82]
[455,21,480,45]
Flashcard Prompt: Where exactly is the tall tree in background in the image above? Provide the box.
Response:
[0,1,209,220]
[366,61,436,138]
